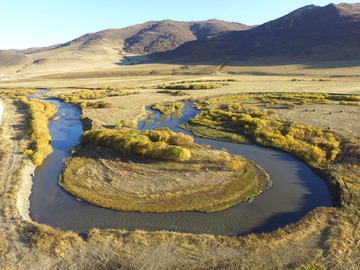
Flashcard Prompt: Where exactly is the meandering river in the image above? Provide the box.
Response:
[29,92,332,235]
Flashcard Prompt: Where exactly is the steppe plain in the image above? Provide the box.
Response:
[0,58,358,269]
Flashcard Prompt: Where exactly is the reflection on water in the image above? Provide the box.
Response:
[29,99,332,235]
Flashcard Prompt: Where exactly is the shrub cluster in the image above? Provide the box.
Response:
[78,100,112,109]
[21,223,81,257]
[205,93,360,107]
[166,79,237,84]
[189,107,340,165]
[21,99,57,165]
[157,83,225,90]
[0,88,38,99]
[59,89,139,109]
[95,86,136,91]
[152,102,185,121]
[115,120,137,129]
[81,129,193,161]
[157,90,188,96]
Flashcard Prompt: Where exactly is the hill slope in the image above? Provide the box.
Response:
[27,20,250,56]
[123,20,249,54]
[4,19,249,77]
[3,4,360,79]
[154,3,360,62]
[0,50,32,67]
[10,44,61,55]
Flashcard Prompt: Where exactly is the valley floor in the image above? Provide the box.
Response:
[0,68,359,269]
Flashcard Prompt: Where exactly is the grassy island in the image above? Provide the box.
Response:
[60,128,271,213]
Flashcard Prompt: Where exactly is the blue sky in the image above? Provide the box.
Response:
[1,0,358,49]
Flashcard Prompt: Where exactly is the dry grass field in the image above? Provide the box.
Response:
[1,61,360,91]
[0,62,359,269]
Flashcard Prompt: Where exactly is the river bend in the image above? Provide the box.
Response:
[29,95,332,235]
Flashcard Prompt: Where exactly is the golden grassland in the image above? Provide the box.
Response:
[60,129,270,212]
[44,71,359,132]
[0,69,359,269]
[0,88,38,99]
[58,88,140,109]
[55,89,358,269]
[184,94,346,167]
[156,80,233,91]
[0,232,8,257]
[20,98,57,165]
[1,61,360,92]
[0,88,57,166]
[183,93,360,213]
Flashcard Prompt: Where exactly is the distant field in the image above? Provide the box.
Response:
[71,75,360,135]
[1,61,360,94]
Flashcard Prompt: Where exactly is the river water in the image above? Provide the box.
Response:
[29,96,332,235]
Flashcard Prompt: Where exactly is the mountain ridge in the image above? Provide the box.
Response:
[0,50,32,67]
[1,3,359,77]
[152,3,360,62]
[17,19,251,56]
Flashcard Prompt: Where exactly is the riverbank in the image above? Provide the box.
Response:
[16,161,35,221]
[0,99,34,222]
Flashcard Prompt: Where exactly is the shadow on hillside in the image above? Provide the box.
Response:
[116,55,150,65]
[227,59,360,69]
[301,60,360,70]
[117,54,360,72]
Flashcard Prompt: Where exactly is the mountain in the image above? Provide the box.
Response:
[10,44,62,55]
[2,19,249,76]
[2,4,359,79]
[26,19,250,56]
[123,20,250,54]
[0,50,32,67]
[153,3,360,62]
[338,2,360,11]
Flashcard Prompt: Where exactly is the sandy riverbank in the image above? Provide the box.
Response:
[16,161,35,221]
[0,99,3,125]
[0,100,35,221]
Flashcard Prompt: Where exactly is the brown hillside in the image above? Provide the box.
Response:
[124,19,249,54]
[10,44,61,55]
[0,50,32,67]
[154,3,360,62]
[31,19,250,56]
[2,19,249,77]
